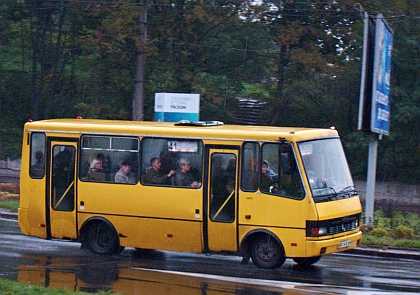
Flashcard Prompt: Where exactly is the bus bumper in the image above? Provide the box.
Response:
[305,231,362,257]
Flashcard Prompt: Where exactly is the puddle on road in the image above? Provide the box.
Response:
[16,255,315,295]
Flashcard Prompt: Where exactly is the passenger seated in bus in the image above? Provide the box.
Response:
[96,153,111,175]
[114,160,137,184]
[143,157,175,185]
[260,161,273,192]
[174,158,200,188]
[30,151,44,177]
[34,151,44,169]
[88,159,106,181]
[211,156,230,198]
[263,160,278,182]
[226,158,236,181]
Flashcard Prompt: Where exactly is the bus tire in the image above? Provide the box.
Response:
[293,256,322,266]
[250,236,285,269]
[85,221,120,255]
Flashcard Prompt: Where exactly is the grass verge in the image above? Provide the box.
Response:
[0,279,114,295]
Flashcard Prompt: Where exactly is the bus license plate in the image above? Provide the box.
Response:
[339,240,351,248]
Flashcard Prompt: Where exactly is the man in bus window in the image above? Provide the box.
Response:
[114,160,137,184]
[143,157,175,185]
[175,158,200,188]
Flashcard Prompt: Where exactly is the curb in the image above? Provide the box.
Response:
[346,246,420,261]
[0,211,18,220]
[1,211,419,261]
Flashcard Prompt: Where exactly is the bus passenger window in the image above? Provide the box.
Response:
[241,142,259,191]
[29,133,46,178]
[141,137,203,188]
[261,142,304,200]
[80,135,139,183]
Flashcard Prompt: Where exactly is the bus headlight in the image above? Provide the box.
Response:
[310,227,328,237]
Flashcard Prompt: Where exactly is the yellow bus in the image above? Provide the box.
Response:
[18,118,362,269]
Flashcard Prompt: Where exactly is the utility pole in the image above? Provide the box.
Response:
[132,0,147,121]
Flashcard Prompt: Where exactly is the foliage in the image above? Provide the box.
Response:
[0,183,20,212]
[0,1,419,182]
[0,183,19,194]
[0,278,114,295]
[361,209,420,249]
[0,200,19,212]
[391,225,415,239]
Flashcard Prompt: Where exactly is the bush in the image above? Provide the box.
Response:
[0,183,20,194]
[391,225,415,239]
[369,227,389,237]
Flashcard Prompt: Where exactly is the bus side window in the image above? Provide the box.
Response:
[261,142,304,200]
[241,142,259,191]
[30,133,46,179]
[80,135,139,183]
[141,137,203,188]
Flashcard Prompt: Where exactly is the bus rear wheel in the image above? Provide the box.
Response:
[250,237,285,269]
[293,256,322,266]
[85,221,120,255]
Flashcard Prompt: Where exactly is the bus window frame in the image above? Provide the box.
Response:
[140,137,204,188]
[241,141,260,192]
[79,134,140,184]
[29,132,46,179]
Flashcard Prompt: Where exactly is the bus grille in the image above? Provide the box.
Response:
[329,220,358,235]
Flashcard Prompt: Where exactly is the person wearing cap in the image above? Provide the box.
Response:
[114,159,136,184]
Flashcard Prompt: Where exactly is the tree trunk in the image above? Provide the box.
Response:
[270,44,287,126]
[132,0,147,121]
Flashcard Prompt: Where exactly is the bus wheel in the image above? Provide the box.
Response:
[85,221,119,255]
[250,237,285,269]
[293,256,322,266]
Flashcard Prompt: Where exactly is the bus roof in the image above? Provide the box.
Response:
[24,119,339,142]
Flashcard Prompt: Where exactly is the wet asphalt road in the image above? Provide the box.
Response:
[1,217,420,295]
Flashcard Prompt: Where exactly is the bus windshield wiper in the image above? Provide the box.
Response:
[312,187,336,201]
[337,185,357,197]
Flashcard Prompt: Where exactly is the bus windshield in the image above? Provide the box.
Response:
[299,138,355,203]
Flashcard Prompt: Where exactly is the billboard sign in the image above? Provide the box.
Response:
[371,14,393,135]
[154,93,200,122]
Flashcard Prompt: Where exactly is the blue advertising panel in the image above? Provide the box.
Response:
[371,14,393,135]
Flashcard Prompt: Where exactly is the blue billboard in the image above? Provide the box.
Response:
[371,14,393,136]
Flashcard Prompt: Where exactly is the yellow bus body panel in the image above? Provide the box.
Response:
[305,231,362,257]
[238,191,317,229]
[315,196,362,219]
[77,181,203,252]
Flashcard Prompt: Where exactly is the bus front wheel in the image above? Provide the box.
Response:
[85,221,120,255]
[250,237,285,269]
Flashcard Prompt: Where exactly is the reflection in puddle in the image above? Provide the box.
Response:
[17,255,308,295]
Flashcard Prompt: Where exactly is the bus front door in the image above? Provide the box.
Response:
[47,141,78,240]
[205,148,238,252]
